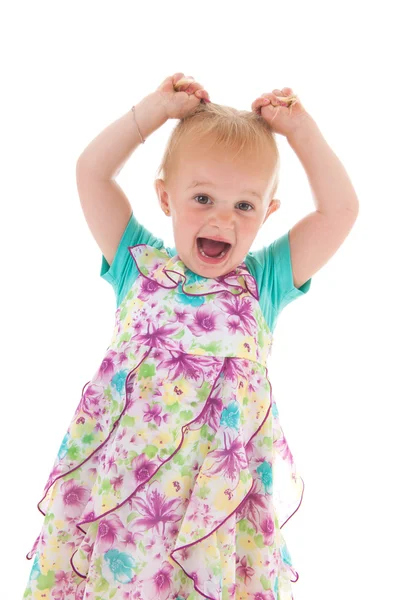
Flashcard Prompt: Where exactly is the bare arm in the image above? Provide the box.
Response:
[76,92,168,266]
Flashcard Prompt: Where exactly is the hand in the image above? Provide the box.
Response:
[251,87,312,138]
[155,72,211,120]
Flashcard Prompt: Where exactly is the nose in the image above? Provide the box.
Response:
[208,205,235,231]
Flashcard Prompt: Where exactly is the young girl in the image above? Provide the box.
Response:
[23,72,359,600]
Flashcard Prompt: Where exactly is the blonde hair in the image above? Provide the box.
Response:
[156,102,280,202]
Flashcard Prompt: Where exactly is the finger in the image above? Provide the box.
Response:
[171,72,186,85]
[251,97,271,113]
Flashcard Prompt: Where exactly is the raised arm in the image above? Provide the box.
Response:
[75,93,168,266]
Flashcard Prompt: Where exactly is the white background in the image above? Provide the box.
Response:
[2,1,399,599]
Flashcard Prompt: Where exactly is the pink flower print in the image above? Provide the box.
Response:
[187,305,224,337]
[120,529,143,550]
[143,403,167,427]
[77,383,106,420]
[159,350,215,383]
[204,431,248,488]
[134,321,180,350]
[221,357,248,387]
[97,513,125,552]
[148,560,174,600]
[137,277,160,301]
[187,499,213,527]
[171,306,191,324]
[110,474,124,491]
[196,394,223,432]
[60,479,90,518]
[99,349,119,379]
[274,434,294,464]
[236,555,255,585]
[216,295,256,336]
[131,453,158,486]
[236,479,272,535]
[260,512,275,546]
[129,481,182,536]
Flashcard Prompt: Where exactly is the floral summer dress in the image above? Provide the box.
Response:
[23,243,305,600]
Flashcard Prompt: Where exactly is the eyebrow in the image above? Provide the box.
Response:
[187,180,262,201]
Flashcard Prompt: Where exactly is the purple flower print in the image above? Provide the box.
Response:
[187,498,213,527]
[60,479,90,518]
[158,350,215,384]
[99,349,119,379]
[236,479,273,537]
[129,481,182,536]
[76,383,106,420]
[148,560,174,600]
[97,513,125,552]
[236,555,255,585]
[221,357,249,387]
[133,321,180,350]
[170,305,192,324]
[51,570,78,599]
[216,295,256,336]
[197,394,223,432]
[131,453,159,485]
[187,305,225,337]
[137,277,160,301]
[110,474,124,491]
[275,434,294,465]
[204,431,248,488]
[143,402,169,427]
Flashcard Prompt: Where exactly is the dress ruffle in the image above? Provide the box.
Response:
[25,244,304,600]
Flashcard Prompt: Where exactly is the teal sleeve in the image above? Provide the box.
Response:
[245,229,312,332]
[100,211,165,306]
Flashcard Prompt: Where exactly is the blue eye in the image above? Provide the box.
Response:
[193,195,254,211]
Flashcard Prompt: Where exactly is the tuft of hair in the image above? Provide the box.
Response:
[155,102,280,201]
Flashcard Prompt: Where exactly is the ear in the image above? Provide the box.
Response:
[154,178,171,215]
[262,198,281,225]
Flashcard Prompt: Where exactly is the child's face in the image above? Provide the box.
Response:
[155,136,280,278]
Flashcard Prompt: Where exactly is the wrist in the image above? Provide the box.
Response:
[134,92,169,140]
[287,115,319,146]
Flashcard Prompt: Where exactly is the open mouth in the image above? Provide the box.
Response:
[196,237,232,264]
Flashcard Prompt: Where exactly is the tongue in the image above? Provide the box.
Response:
[200,238,228,257]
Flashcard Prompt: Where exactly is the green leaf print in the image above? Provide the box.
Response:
[262,436,272,450]
[36,570,55,590]
[127,511,140,523]
[119,307,128,321]
[110,588,118,598]
[94,576,110,593]
[199,340,222,353]
[180,465,192,476]
[238,518,247,532]
[168,401,180,414]
[119,332,132,344]
[180,410,193,421]
[138,362,155,379]
[66,443,81,460]
[171,329,185,339]
[196,382,211,403]
[243,396,249,406]
[121,415,136,427]
[82,432,95,445]
[44,512,54,525]
[254,533,265,548]
[260,573,272,590]
[143,444,158,458]
[200,424,209,439]
[197,484,211,499]
[172,452,185,465]
[99,478,111,494]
